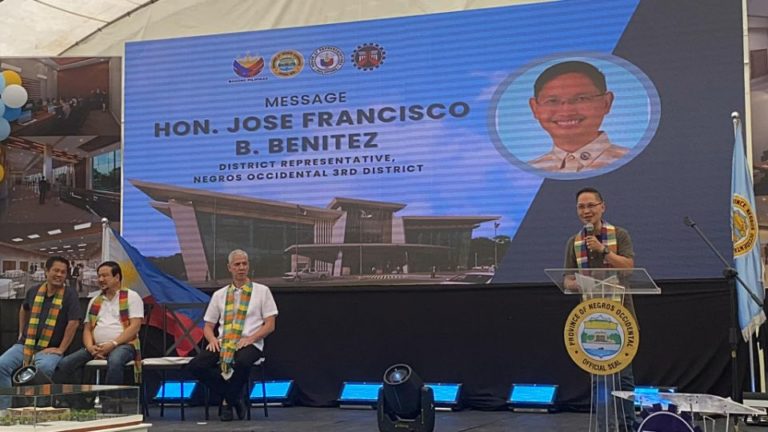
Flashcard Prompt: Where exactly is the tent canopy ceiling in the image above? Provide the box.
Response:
[0,0,532,57]
[0,0,150,55]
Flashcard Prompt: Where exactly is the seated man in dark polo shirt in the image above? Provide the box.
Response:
[0,256,81,412]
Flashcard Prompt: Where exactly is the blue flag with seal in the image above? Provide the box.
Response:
[731,115,766,340]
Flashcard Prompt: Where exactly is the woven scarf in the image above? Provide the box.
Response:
[22,283,64,366]
[220,282,253,376]
[88,288,142,383]
[574,221,618,269]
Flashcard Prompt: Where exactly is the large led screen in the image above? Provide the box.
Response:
[124,0,744,285]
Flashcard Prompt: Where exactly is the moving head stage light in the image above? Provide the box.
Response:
[377,364,435,432]
[12,365,55,407]
[13,365,53,386]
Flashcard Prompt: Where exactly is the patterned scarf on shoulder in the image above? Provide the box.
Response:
[88,288,142,383]
[23,283,64,366]
[574,221,617,269]
[220,282,252,377]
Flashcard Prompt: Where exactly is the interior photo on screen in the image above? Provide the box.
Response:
[0,57,121,296]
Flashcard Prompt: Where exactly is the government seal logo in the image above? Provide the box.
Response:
[733,193,757,257]
[232,53,265,78]
[564,299,638,375]
[270,50,304,78]
[352,43,386,71]
[310,46,344,75]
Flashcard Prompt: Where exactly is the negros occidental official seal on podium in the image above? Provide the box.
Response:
[564,298,639,375]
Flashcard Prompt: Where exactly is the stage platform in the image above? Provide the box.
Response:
[0,281,746,409]
[146,406,760,431]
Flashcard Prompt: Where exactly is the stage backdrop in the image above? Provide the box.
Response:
[123,0,744,286]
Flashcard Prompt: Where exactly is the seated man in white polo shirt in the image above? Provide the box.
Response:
[54,261,143,385]
[187,249,278,422]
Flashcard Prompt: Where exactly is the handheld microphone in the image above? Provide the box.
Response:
[585,223,597,256]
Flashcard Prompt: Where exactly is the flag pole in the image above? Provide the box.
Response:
[730,113,765,310]
[101,217,110,262]
[759,327,766,392]
[730,112,766,400]
[736,112,759,393]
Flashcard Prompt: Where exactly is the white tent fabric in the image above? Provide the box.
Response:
[0,0,147,55]
[0,0,536,57]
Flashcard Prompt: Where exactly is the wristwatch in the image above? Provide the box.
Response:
[602,247,611,257]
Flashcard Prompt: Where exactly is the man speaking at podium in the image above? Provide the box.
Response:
[565,187,634,270]
[565,187,637,431]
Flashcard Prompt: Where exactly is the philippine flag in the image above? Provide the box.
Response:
[102,225,210,355]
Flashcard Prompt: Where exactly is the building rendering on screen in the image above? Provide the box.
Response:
[130,179,498,281]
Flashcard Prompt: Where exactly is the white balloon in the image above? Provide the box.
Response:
[2,85,28,108]
[0,118,10,141]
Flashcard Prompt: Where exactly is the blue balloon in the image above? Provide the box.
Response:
[0,103,4,118]
[3,106,20,121]
[0,73,5,92]
[0,118,9,141]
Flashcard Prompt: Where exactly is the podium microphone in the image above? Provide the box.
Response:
[683,216,695,227]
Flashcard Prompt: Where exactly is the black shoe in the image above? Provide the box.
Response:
[219,403,233,422]
[234,398,247,420]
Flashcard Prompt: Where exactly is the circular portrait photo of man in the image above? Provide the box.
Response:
[489,53,660,180]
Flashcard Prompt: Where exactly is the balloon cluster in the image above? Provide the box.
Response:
[0,70,29,141]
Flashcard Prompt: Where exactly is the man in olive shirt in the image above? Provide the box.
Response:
[565,187,636,432]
